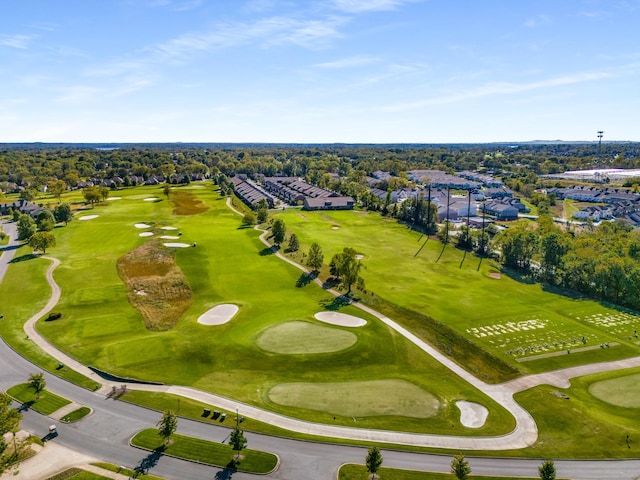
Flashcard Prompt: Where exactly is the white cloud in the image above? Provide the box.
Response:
[330,0,416,13]
[0,34,36,49]
[314,55,378,68]
[384,71,612,111]
[524,14,552,28]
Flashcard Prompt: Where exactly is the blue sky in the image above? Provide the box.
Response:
[1,0,639,143]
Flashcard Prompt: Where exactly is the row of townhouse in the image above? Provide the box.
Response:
[230,176,275,208]
[262,177,355,211]
[548,186,640,204]
[457,171,503,187]
[406,170,480,190]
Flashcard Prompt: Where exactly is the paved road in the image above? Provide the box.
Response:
[0,221,19,284]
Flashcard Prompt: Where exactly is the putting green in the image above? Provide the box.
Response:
[256,321,357,354]
[589,373,640,408]
[268,379,440,418]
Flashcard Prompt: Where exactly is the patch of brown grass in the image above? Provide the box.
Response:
[169,190,209,215]
[117,241,192,331]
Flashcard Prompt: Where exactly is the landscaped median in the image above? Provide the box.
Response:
[130,428,279,474]
[339,464,562,480]
[7,383,70,415]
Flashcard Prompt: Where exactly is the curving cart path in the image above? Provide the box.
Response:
[7,202,640,452]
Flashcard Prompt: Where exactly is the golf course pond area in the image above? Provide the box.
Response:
[197,304,239,326]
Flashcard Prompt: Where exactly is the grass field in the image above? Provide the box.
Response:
[338,464,548,480]
[7,383,71,415]
[22,185,514,436]
[589,373,640,407]
[131,428,278,473]
[274,208,640,373]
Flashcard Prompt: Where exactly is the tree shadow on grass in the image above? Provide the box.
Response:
[500,266,536,285]
[9,253,38,263]
[0,244,21,253]
[134,447,164,477]
[295,272,314,288]
[320,295,351,311]
[258,247,274,256]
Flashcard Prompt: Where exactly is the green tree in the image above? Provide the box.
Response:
[307,242,324,272]
[36,210,56,232]
[53,203,73,225]
[229,417,247,463]
[538,459,556,480]
[242,211,256,226]
[17,214,36,241]
[0,393,22,462]
[99,186,110,202]
[19,189,36,201]
[28,372,46,398]
[271,218,286,245]
[162,184,171,198]
[540,231,571,283]
[366,446,383,479]
[82,186,101,207]
[330,247,364,295]
[288,233,299,252]
[47,179,66,202]
[451,454,471,480]
[156,410,178,445]
[495,222,538,271]
[256,207,268,224]
[29,231,56,254]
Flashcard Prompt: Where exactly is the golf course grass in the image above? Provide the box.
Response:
[256,321,357,354]
[588,373,640,408]
[23,185,513,436]
[339,464,549,480]
[268,379,440,418]
[274,208,640,374]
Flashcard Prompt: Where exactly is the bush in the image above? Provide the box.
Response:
[46,312,62,321]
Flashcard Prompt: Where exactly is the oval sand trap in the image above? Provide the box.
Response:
[139,232,154,237]
[197,304,239,325]
[257,321,357,354]
[135,223,151,229]
[160,235,180,240]
[456,401,488,428]
[107,197,122,201]
[314,311,366,328]
[79,215,99,221]
[163,242,191,248]
[144,197,160,201]
[161,226,178,230]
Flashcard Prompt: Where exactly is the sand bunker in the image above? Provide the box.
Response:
[314,311,367,328]
[160,235,180,240]
[456,401,488,428]
[355,254,365,260]
[135,223,151,229]
[197,304,239,326]
[139,232,154,237]
[161,226,178,230]
[79,215,99,221]
[144,197,159,202]
[107,197,122,201]
[163,242,191,248]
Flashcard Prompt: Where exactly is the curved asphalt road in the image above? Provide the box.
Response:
[2,218,640,478]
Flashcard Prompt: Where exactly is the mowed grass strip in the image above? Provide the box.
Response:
[117,240,192,331]
[7,383,71,415]
[91,463,164,480]
[45,468,111,480]
[339,464,551,480]
[256,321,357,354]
[131,429,278,474]
[61,406,91,423]
[268,379,440,418]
